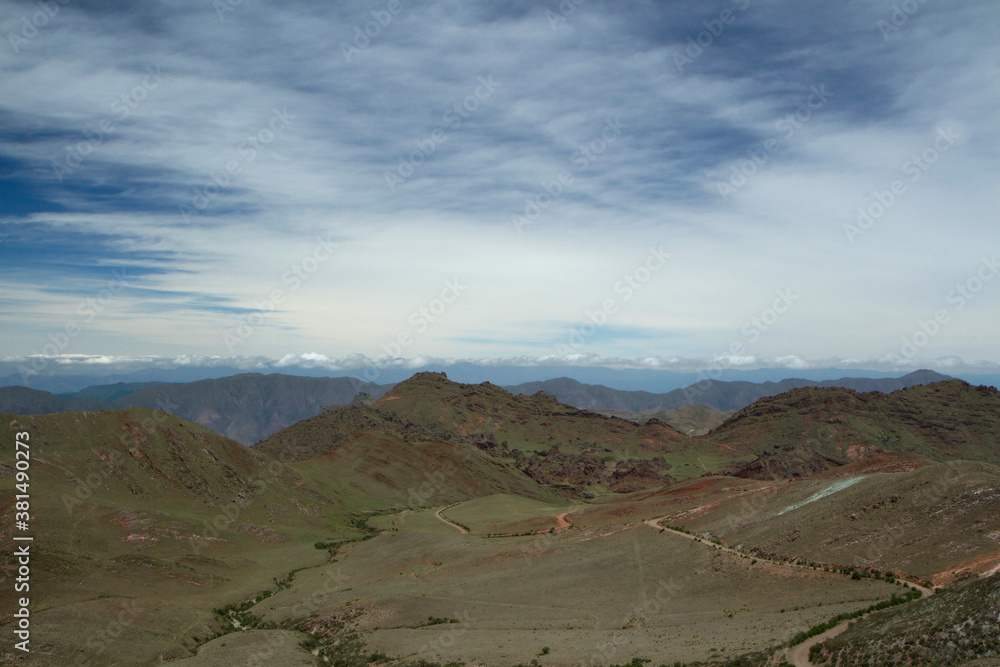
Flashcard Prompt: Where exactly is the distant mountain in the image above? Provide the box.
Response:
[0,374,390,445]
[710,380,1000,467]
[505,369,954,412]
[113,373,391,444]
[596,404,736,436]
[0,385,110,414]
[8,354,997,395]
[64,380,168,402]
[0,368,960,449]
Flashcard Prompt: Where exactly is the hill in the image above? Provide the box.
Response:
[709,380,1000,467]
[288,432,562,510]
[505,369,952,412]
[0,408,356,664]
[815,572,1000,665]
[257,372,749,494]
[654,460,1000,584]
[3,373,999,665]
[0,369,951,447]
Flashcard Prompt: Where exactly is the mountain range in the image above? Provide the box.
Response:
[2,370,999,665]
[0,368,953,445]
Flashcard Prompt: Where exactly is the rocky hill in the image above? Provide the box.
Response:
[710,380,1000,467]
[258,372,725,495]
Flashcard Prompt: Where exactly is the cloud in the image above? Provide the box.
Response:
[0,0,998,367]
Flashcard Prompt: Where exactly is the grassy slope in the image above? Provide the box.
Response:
[658,461,1000,583]
[0,409,356,665]
[816,572,1000,666]
[253,504,901,666]
[440,494,576,535]
[3,376,998,665]
[289,432,563,512]
[709,380,1000,466]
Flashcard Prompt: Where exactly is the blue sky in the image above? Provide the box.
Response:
[1,0,998,378]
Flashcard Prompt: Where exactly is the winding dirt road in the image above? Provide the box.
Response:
[641,516,934,667]
[434,506,573,537]
[434,505,468,534]
[432,507,933,666]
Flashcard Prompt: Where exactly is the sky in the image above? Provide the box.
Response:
[1,0,998,380]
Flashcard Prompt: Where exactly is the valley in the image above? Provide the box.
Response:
[2,371,999,665]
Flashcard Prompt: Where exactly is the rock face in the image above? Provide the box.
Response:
[721,446,842,480]
[509,445,673,496]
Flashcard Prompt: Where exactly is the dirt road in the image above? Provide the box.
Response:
[642,516,934,667]
[434,506,573,537]
[434,505,468,534]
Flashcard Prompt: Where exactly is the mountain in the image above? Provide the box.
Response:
[505,369,954,412]
[709,380,1000,467]
[0,373,391,445]
[257,371,744,494]
[0,385,109,414]
[260,371,690,457]
[64,380,168,402]
[594,404,736,435]
[0,369,954,447]
[4,373,1000,666]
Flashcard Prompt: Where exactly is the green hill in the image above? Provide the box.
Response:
[0,408,354,664]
